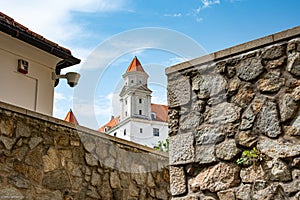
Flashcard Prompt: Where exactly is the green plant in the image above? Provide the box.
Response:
[236,147,263,166]
[154,138,169,152]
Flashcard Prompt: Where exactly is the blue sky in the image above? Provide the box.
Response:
[1,0,300,129]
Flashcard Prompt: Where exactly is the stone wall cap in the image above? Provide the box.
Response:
[0,101,169,159]
[166,26,300,75]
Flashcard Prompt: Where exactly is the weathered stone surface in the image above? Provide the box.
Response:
[279,93,298,122]
[252,184,288,200]
[156,188,169,200]
[42,170,71,190]
[289,114,300,135]
[215,139,240,161]
[16,121,31,138]
[257,71,285,93]
[169,133,194,165]
[262,45,286,60]
[189,163,240,192]
[240,165,265,183]
[195,144,217,164]
[227,77,241,96]
[232,83,255,109]
[42,146,60,172]
[195,125,225,145]
[265,56,286,69]
[8,174,30,189]
[179,112,202,133]
[192,74,227,99]
[169,108,179,136]
[170,166,186,196]
[0,135,16,150]
[237,57,264,81]
[217,189,235,200]
[25,147,43,168]
[236,184,252,200]
[85,153,98,166]
[257,137,300,158]
[83,141,95,153]
[91,169,101,186]
[292,86,300,101]
[110,171,121,188]
[0,187,24,200]
[236,131,258,147]
[254,100,281,138]
[262,159,291,182]
[205,102,241,124]
[240,107,256,130]
[28,136,43,149]
[168,76,191,107]
[287,51,300,76]
[0,119,14,137]
[87,185,100,199]
[99,181,113,199]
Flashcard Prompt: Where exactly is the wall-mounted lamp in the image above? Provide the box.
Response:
[18,59,29,74]
[52,72,80,87]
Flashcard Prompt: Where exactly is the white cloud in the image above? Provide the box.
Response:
[54,92,67,101]
[164,13,182,17]
[0,0,128,44]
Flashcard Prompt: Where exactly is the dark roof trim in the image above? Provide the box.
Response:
[0,13,80,70]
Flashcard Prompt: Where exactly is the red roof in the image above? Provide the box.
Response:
[64,109,79,125]
[126,56,146,73]
[98,116,120,132]
[151,104,168,122]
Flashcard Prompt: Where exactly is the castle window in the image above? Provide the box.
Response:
[139,98,142,104]
[140,128,143,133]
[124,129,126,136]
[151,112,156,120]
[125,99,127,105]
[125,111,127,116]
[114,132,117,136]
[139,110,142,115]
[131,80,134,83]
[139,80,142,84]
[153,128,159,136]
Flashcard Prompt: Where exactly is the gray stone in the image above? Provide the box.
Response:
[232,83,255,109]
[129,182,139,197]
[292,86,300,101]
[29,136,43,149]
[265,56,286,69]
[290,114,300,135]
[189,162,240,192]
[0,119,14,137]
[170,166,186,196]
[217,189,235,200]
[8,174,30,189]
[257,71,285,93]
[91,169,101,186]
[85,153,98,166]
[262,159,291,182]
[227,77,241,96]
[0,187,24,200]
[240,165,265,183]
[257,137,300,158]
[168,109,179,136]
[195,144,217,164]
[240,107,256,130]
[279,93,298,122]
[99,181,113,199]
[0,135,15,150]
[237,57,264,81]
[215,139,240,161]
[195,125,225,145]
[16,121,31,138]
[287,51,300,76]
[205,102,241,124]
[87,185,100,199]
[236,184,252,200]
[42,170,71,190]
[169,133,194,165]
[168,76,191,107]
[254,100,281,138]
[236,131,258,147]
[83,141,95,153]
[25,146,43,168]
[252,184,289,200]
[179,112,202,133]
[156,188,169,200]
[262,45,286,60]
[192,74,227,99]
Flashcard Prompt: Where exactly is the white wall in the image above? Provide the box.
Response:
[0,32,62,115]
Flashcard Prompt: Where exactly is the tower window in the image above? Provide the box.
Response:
[114,132,117,136]
[153,128,159,136]
[131,80,134,83]
[124,129,126,136]
[125,99,127,105]
[140,128,143,133]
[139,110,142,115]
[139,98,142,104]
[151,113,156,120]
[125,111,127,116]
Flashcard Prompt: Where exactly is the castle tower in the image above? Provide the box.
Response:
[119,56,152,121]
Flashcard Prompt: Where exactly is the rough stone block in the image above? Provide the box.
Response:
[169,133,194,165]
[168,76,191,108]
[170,166,187,196]
[215,139,241,161]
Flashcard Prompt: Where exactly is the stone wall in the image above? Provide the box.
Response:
[0,102,170,199]
[166,26,300,199]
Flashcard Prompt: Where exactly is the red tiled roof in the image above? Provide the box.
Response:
[0,12,80,69]
[64,109,79,125]
[126,56,146,73]
[151,104,168,122]
[98,116,120,132]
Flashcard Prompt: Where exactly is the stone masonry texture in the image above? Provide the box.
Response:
[167,27,300,199]
[0,102,170,200]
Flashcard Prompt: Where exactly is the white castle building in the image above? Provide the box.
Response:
[99,57,168,148]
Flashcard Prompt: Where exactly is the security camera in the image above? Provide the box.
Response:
[52,72,80,87]
[65,72,80,87]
